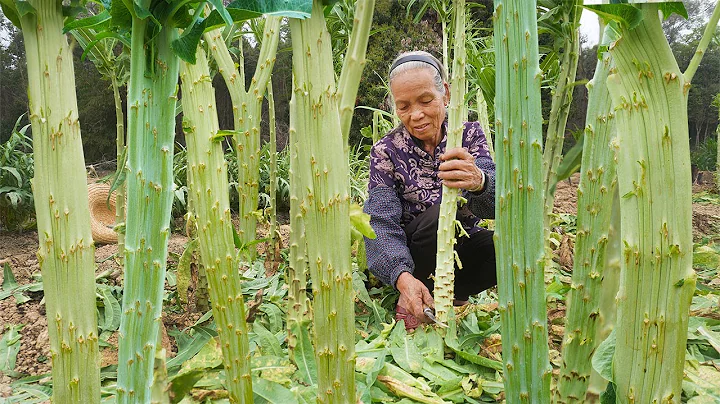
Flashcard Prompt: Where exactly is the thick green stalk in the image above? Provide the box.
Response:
[287,128,311,352]
[204,19,281,257]
[180,47,253,403]
[433,0,466,324]
[542,0,582,228]
[588,188,620,395]
[18,0,100,401]
[476,88,493,158]
[116,15,179,403]
[112,74,126,258]
[606,4,712,402]
[268,81,277,248]
[289,0,372,400]
[493,0,551,402]
[337,0,375,144]
[555,35,617,403]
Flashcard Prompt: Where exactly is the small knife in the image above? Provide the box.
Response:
[423,307,448,328]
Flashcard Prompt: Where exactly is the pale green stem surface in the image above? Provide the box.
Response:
[268,81,277,248]
[607,5,697,402]
[555,36,617,403]
[117,15,179,403]
[433,0,466,325]
[542,0,582,229]
[289,0,373,400]
[112,74,126,260]
[493,0,551,402]
[204,19,281,257]
[19,0,100,401]
[476,88,493,159]
[180,47,253,403]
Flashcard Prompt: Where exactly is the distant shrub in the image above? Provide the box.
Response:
[0,115,35,231]
[691,135,718,171]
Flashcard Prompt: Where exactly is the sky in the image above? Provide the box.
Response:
[580,9,602,47]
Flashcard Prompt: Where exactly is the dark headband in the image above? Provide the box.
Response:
[389,55,443,76]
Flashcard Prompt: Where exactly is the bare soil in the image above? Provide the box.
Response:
[1,174,719,388]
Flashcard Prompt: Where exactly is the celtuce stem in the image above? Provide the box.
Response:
[289,0,373,400]
[112,75,126,261]
[268,81,277,250]
[493,0,551,401]
[555,28,617,403]
[607,5,699,402]
[542,0,582,229]
[434,0,466,325]
[204,18,281,258]
[18,0,100,401]
[180,47,253,403]
[117,13,179,403]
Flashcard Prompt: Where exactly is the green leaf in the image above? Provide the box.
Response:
[253,321,283,357]
[658,2,687,20]
[109,0,132,29]
[290,322,316,386]
[63,10,111,33]
[171,19,207,64]
[583,4,643,29]
[168,369,204,404]
[253,378,299,404]
[97,285,121,334]
[0,325,23,372]
[0,0,21,27]
[178,337,223,375]
[553,132,584,191]
[350,203,376,239]
[592,329,616,382]
[166,326,214,370]
[14,0,36,18]
[444,337,503,371]
[600,381,617,404]
[207,0,234,27]
[389,322,423,373]
[2,262,19,291]
[211,129,239,142]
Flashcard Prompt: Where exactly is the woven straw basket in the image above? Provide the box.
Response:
[88,184,117,244]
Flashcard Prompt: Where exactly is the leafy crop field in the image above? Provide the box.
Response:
[2,177,719,403]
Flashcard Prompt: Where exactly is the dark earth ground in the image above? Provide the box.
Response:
[1,173,719,394]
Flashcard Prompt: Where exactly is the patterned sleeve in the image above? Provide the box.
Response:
[363,141,415,287]
[463,122,496,219]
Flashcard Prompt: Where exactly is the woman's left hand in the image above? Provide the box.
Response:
[438,147,484,192]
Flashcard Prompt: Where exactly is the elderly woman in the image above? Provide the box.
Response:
[364,51,497,329]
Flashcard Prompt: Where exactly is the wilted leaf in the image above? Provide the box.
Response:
[252,355,296,386]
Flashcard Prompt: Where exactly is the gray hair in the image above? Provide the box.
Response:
[389,51,447,95]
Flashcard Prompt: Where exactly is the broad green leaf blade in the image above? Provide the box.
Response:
[290,323,317,386]
[0,325,23,371]
[206,0,234,27]
[178,337,223,375]
[253,378,299,404]
[388,323,423,373]
[350,203,376,239]
[592,329,616,382]
[658,2,687,20]
[63,10,111,33]
[14,0,35,18]
[253,321,282,357]
[2,262,19,290]
[166,326,214,370]
[252,355,296,385]
[109,0,132,29]
[171,19,206,64]
[0,0,21,27]
[168,369,204,404]
[552,132,584,191]
[583,4,643,29]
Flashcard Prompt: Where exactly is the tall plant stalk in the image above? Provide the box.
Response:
[289,0,373,400]
[476,88,493,158]
[180,46,253,403]
[268,81,277,250]
[112,75,126,257]
[541,0,582,228]
[433,0,466,324]
[116,11,180,403]
[204,18,281,258]
[555,27,617,402]
[13,0,100,401]
[493,0,551,401]
[603,3,720,402]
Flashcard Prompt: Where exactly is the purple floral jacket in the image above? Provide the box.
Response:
[363,121,496,288]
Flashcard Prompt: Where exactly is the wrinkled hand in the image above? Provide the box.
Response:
[438,147,484,192]
[396,272,434,323]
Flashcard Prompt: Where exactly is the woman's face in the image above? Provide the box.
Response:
[390,68,450,150]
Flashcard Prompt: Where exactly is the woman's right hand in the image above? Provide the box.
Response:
[396,272,434,322]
